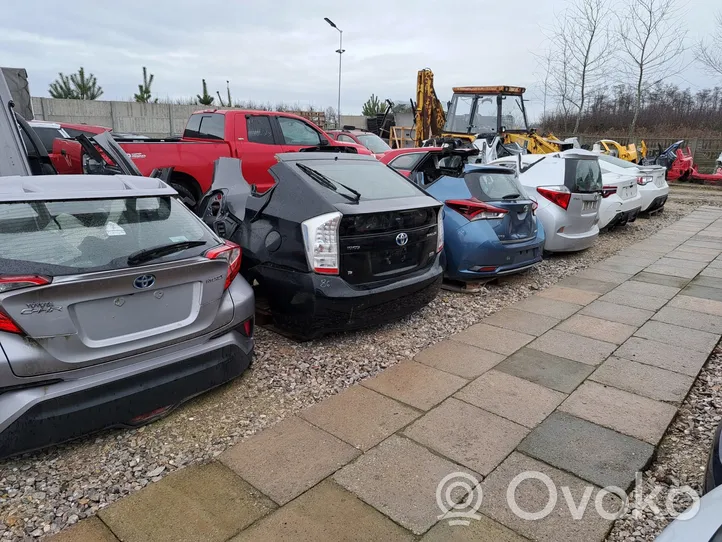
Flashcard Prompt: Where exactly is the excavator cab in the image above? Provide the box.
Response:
[443,86,529,142]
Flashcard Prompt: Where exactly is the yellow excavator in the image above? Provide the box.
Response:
[413,68,573,155]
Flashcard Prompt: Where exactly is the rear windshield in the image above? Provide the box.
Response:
[564,158,604,193]
[465,170,525,201]
[296,160,421,200]
[183,113,225,140]
[356,134,391,154]
[598,154,636,169]
[0,197,218,276]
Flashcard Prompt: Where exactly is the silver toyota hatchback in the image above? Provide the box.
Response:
[0,175,255,457]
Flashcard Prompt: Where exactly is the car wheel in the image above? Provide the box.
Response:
[170,182,197,208]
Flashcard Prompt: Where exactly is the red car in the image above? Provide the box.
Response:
[118,110,371,206]
[327,128,392,157]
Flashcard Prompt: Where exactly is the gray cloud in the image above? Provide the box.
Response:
[2,0,720,120]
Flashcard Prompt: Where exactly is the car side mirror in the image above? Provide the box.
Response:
[319,137,329,146]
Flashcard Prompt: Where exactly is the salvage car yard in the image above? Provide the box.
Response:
[2,53,722,542]
[0,191,718,540]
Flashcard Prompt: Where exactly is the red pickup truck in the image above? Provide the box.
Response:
[118,110,369,206]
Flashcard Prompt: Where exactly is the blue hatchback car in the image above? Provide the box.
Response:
[416,164,545,281]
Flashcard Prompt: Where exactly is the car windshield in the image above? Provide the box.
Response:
[356,134,391,154]
[465,170,525,201]
[295,160,420,200]
[598,154,637,169]
[0,197,217,276]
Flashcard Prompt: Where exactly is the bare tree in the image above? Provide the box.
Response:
[696,11,722,78]
[616,0,687,139]
[546,16,579,132]
[563,0,611,132]
[543,0,610,133]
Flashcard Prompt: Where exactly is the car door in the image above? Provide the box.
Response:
[275,116,324,152]
[235,113,283,192]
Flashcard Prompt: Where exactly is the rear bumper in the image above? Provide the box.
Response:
[639,183,669,213]
[537,208,599,253]
[642,192,668,213]
[257,259,443,339]
[0,331,252,458]
[602,206,642,230]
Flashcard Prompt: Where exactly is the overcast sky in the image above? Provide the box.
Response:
[2,0,719,120]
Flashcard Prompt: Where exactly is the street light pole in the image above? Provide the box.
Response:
[324,17,344,129]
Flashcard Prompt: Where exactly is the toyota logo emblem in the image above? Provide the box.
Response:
[133,274,156,289]
[396,232,409,246]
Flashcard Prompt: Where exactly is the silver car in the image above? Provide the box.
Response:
[490,151,602,252]
[0,175,255,457]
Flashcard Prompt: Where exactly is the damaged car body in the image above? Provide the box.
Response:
[0,71,255,457]
[198,152,444,340]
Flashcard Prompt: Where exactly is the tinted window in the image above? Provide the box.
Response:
[0,197,217,276]
[247,116,275,144]
[296,160,420,200]
[565,158,603,193]
[32,127,64,153]
[465,171,525,201]
[184,113,225,140]
[337,134,356,144]
[278,117,321,146]
[389,153,424,171]
[357,134,392,154]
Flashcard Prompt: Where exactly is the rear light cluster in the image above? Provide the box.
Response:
[445,198,508,220]
[0,276,51,335]
[601,185,618,198]
[637,176,654,186]
[302,212,342,275]
[436,209,444,253]
[536,186,571,210]
[205,241,242,290]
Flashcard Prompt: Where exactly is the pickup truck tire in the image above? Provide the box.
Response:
[168,174,201,208]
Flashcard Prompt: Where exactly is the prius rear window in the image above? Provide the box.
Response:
[0,197,216,276]
[296,160,421,200]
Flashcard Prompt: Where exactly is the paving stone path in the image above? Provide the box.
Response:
[51,207,722,542]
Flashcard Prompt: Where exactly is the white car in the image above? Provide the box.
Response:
[596,154,669,213]
[655,485,722,541]
[490,150,601,252]
[588,149,643,230]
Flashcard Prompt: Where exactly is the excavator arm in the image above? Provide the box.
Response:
[413,69,446,147]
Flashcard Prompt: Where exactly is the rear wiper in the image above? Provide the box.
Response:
[502,193,521,199]
[127,240,207,266]
[297,163,361,203]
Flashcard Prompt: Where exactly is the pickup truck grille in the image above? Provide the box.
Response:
[340,209,438,286]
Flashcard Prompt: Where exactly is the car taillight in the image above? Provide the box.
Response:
[0,275,51,335]
[0,275,50,294]
[536,186,571,210]
[445,198,508,221]
[239,317,254,337]
[301,212,342,275]
[436,209,444,253]
[205,241,242,290]
[637,176,653,186]
[601,185,618,198]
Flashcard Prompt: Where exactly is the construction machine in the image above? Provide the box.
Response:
[412,69,573,159]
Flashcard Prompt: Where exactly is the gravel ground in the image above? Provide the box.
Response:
[606,344,722,541]
[0,194,716,540]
